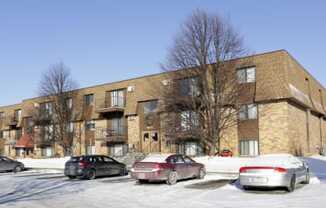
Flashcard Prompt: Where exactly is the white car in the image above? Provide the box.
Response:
[239,154,310,192]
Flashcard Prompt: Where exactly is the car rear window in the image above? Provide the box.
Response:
[70,156,83,162]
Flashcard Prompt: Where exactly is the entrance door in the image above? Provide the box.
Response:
[142,131,160,153]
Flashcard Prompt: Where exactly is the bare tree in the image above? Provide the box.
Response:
[161,9,251,155]
[37,62,78,156]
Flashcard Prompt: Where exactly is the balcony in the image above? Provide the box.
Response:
[95,126,127,144]
[96,99,125,115]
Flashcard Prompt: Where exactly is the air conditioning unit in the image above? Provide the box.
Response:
[127,85,135,92]
[161,79,170,86]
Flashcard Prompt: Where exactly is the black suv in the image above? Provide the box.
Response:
[64,155,127,180]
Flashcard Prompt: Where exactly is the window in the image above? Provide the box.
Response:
[25,117,34,134]
[109,144,127,157]
[143,100,158,114]
[41,147,53,157]
[86,145,96,155]
[84,94,94,106]
[15,129,22,140]
[178,142,203,156]
[111,117,124,135]
[85,120,95,131]
[67,122,74,133]
[143,100,158,127]
[180,111,199,131]
[237,67,256,83]
[183,156,195,164]
[110,90,124,107]
[240,140,258,156]
[40,102,53,117]
[239,104,257,120]
[0,130,3,138]
[44,125,54,140]
[179,77,200,96]
[0,112,4,120]
[66,98,73,109]
[14,109,22,121]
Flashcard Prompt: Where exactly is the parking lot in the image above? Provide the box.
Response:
[1,157,326,208]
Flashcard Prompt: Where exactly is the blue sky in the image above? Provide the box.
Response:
[0,0,325,106]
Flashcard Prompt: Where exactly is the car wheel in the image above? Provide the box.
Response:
[303,171,310,184]
[197,168,205,179]
[86,169,96,180]
[287,175,296,192]
[13,166,23,173]
[166,171,178,185]
[242,186,250,191]
[68,176,77,180]
[137,179,147,184]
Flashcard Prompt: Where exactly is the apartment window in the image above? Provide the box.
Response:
[15,129,22,140]
[237,67,256,83]
[178,142,203,156]
[86,145,96,155]
[240,140,258,156]
[143,100,158,127]
[41,147,54,157]
[179,77,200,96]
[25,117,34,134]
[111,117,124,135]
[44,125,54,140]
[180,111,199,131]
[66,98,73,109]
[0,112,4,120]
[85,120,95,131]
[239,104,257,120]
[110,90,124,107]
[143,100,158,114]
[14,109,22,121]
[84,94,94,106]
[0,130,3,138]
[109,144,127,157]
[67,122,74,133]
[40,102,53,116]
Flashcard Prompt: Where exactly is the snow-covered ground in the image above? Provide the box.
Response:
[18,157,69,169]
[0,155,325,208]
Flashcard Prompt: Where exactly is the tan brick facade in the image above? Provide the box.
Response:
[1,50,326,158]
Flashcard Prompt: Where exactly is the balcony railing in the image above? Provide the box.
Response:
[95,126,127,143]
[96,98,125,114]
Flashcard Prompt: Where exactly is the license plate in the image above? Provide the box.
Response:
[138,173,146,179]
[248,177,267,183]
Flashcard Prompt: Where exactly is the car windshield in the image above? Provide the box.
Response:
[70,156,83,162]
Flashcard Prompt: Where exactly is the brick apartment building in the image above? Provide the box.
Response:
[0,50,325,158]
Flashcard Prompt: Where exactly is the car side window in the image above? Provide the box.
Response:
[183,156,193,164]
[175,156,185,164]
[103,156,114,163]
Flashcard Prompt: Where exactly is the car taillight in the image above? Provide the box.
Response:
[239,166,287,173]
[152,163,163,172]
[79,160,89,168]
[274,167,287,173]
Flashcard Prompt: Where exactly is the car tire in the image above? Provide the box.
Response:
[287,175,296,192]
[302,170,310,184]
[197,168,205,179]
[68,176,77,180]
[242,186,250,191]
[137,179,147,184]
[86,169,96,180]
[13,165,23,173]
[166,171,178,185]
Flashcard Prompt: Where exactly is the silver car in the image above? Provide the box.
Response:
[0,156,25,172]
[239,154,310,192]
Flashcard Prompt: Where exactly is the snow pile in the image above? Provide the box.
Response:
[18,157,69,169]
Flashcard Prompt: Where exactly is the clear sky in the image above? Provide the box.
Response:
[0,0,325,106]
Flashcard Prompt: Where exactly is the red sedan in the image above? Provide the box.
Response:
[130,154,206,185]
